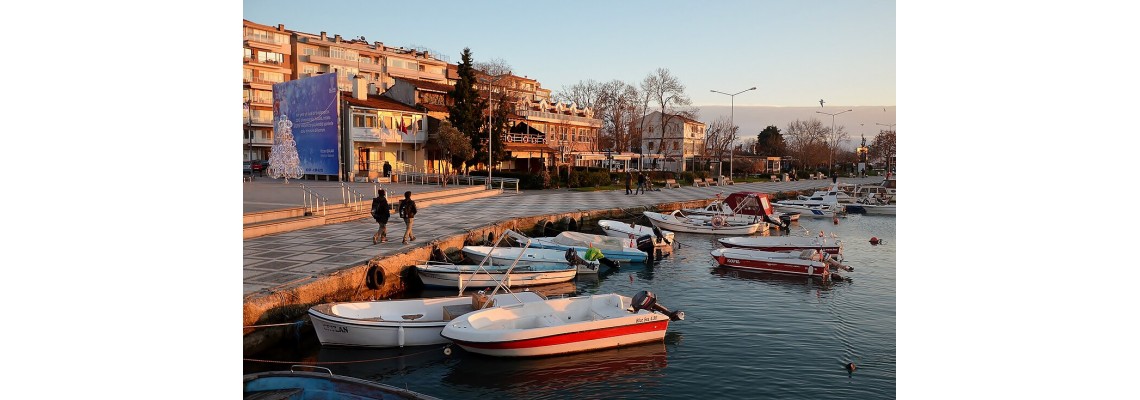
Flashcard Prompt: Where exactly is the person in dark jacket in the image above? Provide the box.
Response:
[371,189,390,244]
[398,191,418,244]
[625,172,633,195]
[636,172,647,195]
[383,161,392,178]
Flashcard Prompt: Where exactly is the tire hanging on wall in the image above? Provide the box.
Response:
[365,264,384,290]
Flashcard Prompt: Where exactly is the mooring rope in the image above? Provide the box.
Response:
[243,345,448,365]
[244,320,305,329]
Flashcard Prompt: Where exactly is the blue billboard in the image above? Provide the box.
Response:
[273,73,340,175]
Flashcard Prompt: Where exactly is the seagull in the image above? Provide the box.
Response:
[819,99,825,108]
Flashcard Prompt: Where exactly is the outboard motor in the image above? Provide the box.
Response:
[630,290,684,321]
[635,234,656,265]
[651,225,671,245]
[564,248,588,266]
[598,258,620,269]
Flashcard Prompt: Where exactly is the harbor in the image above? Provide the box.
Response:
[243,180,896,398]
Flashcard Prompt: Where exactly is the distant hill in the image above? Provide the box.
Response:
[695,105,896,150]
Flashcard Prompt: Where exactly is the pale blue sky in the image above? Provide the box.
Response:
[243,0,895,108]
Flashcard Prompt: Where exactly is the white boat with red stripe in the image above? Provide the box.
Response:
[440,291,683,357]
[717,235,843,256]
[710,247,852,279]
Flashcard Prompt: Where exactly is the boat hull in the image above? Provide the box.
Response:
[771,204,839,218]
[245,370,441,400]
[598,220,675,247]
[530,239,647,263]
[308,292,546,347]
[416,265,577,289]
[461,246,601,273]
[710,248,831,278]
[717,236,842,255]
[441,294,671,357]
[642,211,762,235]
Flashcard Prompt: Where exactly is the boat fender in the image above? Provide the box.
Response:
[443,345,453,356]
[846,362,856,373]
[365,264,384,290]
[869,237,880,245]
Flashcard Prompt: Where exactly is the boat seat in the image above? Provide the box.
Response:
[401,314,424,320]
[540,314,563,327]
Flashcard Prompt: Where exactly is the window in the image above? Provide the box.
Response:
[244,48,253,59]
[352,112,376,128]
[673,141,679,150]
[648,142,655,151]
[258,51,284,64]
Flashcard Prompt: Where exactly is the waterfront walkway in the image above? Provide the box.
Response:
[242,176,882,298]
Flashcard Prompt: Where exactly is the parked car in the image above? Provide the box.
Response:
[243,161,252,173]
[250,160,268,173]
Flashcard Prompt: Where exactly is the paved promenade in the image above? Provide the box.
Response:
[242,176,882,298]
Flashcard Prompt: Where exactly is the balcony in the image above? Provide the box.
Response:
[248,78,281,90]
[516,109,601,126]
[244,36,288,52]
[245,58,287,71]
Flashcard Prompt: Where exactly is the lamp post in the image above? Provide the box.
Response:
[876,122,896,173]
[816,108,853,176]
[710,87,756,184]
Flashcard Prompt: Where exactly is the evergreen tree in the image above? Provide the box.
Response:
[447,48,486,172]
[755,125,787,157]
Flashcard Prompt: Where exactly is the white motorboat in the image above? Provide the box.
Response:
[683,192,796,224]
[717,235,843,256]
[710,247,851,280]
[440,291,684,357]
[461,245,605,274]
[774,183,856,215]
[308,290,547,348]
[530,231,650,263]
[770,203,843,219]
[598,219,674,247]
[642,210,763,235]
[415,262,577,289]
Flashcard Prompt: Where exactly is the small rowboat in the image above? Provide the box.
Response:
[643,210,763,235]
[598,219,675,247]
[717,235,842,255]
[415,262,577,289]
[710,247,851,279]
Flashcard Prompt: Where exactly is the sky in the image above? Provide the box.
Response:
[242,0,895,108]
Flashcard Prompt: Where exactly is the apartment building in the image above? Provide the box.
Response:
[636,111,707,171]
[243,21,293,161]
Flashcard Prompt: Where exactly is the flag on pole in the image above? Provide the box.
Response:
[399,118,408,134]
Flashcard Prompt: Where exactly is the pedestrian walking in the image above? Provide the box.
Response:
[397,190,418,244]
[636,172,646,195]
[383,161,392,178]
[370,189,390,244]
[625,171,633,195]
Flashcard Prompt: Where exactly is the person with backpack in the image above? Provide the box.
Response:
[370,189,390,244]
[397,190,418,244]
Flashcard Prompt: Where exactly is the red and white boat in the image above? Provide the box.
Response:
[717,235,842,256]
[440,291,683,357]
[710,247,850,279]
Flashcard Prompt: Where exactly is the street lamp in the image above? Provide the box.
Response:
[245,100,253,164]
[816,108,853,176]
[710,87,756,184]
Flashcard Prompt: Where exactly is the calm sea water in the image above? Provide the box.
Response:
[245,214,896,399]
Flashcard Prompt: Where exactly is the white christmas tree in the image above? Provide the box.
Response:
[266,114,304,183]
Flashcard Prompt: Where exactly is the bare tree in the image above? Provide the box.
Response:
[553,79,603,110]
[784,118,829,171]
[472,59,513,167]
[641,68,692,170]
[825,124,850,174]
[869,129,896,169]
[705,116,734,161]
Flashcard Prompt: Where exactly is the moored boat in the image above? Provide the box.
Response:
[461,245,604,274]
[441,291,684,357]
[710,247,851,279]
[717,235,843,255]
[308,290,547,348]
[642,210,763,235]
[244,366,441,399]
[598,219,675,247]
[530,231,652,263]
[415,262,577,289]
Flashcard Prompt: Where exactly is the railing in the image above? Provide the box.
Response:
[339,182,367,211]
[504,133,546,144]
[454,174,520,193]
[298,184,328,216]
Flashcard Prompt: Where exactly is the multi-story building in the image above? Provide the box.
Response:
[636,111,707,171]
[243,20,293,161]
[242,18,602,177]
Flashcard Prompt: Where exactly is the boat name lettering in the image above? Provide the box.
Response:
[322,324,349,333]
[636,315,659,323]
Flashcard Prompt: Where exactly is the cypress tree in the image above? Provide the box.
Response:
[447,48,486,172]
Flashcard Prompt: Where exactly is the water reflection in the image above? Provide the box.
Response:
[315,344,451,380]
[443,342,669,395]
